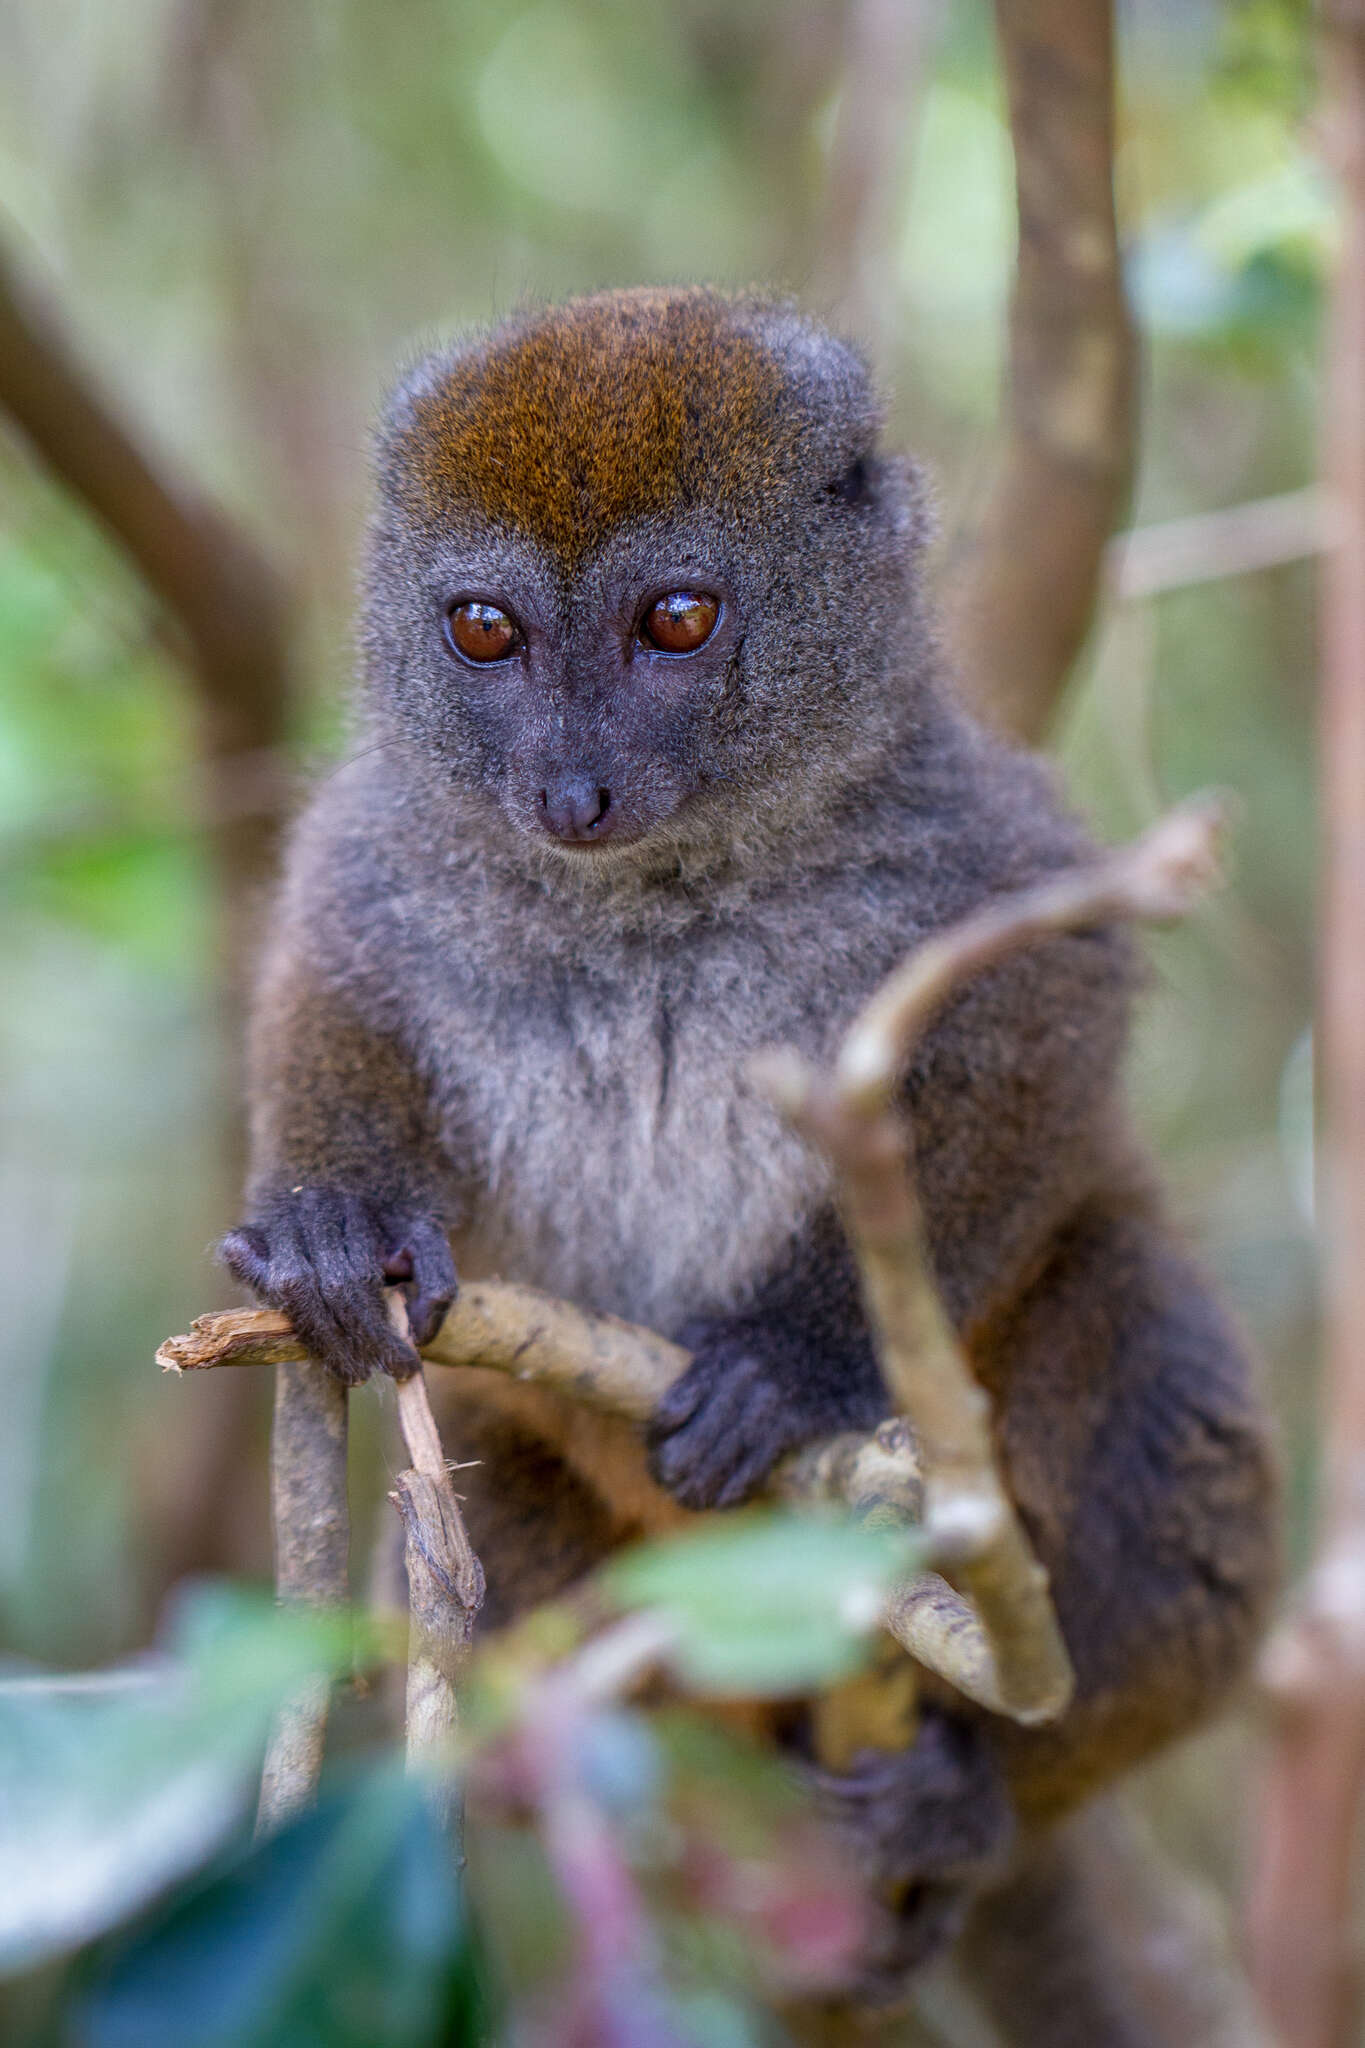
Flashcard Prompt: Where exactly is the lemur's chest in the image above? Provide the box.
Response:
[432,943,836,1335]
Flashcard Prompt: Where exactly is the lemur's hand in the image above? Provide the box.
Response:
[647,1306,877,1510]
[220,1187,456,1385]
[813,1711,1015,2005]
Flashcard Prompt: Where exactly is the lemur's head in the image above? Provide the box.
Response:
[365,287,931,872]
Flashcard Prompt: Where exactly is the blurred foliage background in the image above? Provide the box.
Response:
[0,0,1323,1953]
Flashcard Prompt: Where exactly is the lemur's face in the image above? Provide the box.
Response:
[366,288,925,867]
[424,553,743,853]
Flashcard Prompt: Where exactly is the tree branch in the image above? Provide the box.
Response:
[255,1360,348,1833]
[1107,486,1337,601]
[949,0,1137,743]
[390,1361,485,1837]
[1246,7,1365,2042]
[0,242,291,765]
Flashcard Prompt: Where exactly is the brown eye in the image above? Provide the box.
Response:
[446,600,522,663]
[639,590,719,655]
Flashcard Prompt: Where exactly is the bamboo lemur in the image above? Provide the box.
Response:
[224,287,1274,1998]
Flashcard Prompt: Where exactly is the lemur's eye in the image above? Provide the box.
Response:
[639,591,719,655]
[446,601,523,663]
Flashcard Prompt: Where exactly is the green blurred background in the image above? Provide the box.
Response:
[0,0,1323,1920]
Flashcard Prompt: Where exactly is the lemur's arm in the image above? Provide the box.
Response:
[222,937,457,1384]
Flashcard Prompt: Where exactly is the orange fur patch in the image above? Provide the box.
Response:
[402,288,796,566]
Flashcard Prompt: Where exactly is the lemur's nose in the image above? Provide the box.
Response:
[538,776,613,843]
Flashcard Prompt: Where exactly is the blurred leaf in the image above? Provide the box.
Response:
[576,1707,666,1818]
[1131,151,1327,358]
[0,1583,359,1974]
[78,1767,477,2048]
[1196,155,1335,273]
[652,1713,801,1831]
[462,1815,571,2008]
[159,1581,372,1717]
[604,1513,923,1696]
[647,1714,865,2001]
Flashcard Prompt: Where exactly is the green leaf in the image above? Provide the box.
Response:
[604,1513,924,1697]
[0,1583,360,1973]
[78,1767,477,2048]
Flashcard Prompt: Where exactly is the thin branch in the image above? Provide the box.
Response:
[161,1289,973,1703]
[255,1361,348,1834]
[1107,485,1338,601]
[950,0,1137,743]
[1246,7,1365,2043]
[388,1409,480,1843]
[394,1367,457,1483]
[748,1097,1072,1730]
[383,1295,485,1833]
[161,1285,919,1510]
[753,793,1227,1725]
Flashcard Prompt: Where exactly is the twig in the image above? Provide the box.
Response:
[255,1361,349,1834]
[950,0,1137,743]
[1246,8,1365,2042]
[1107,486,1339,601]
[388,1311,485,1835]
[162,1292,982,1701]
[752,794,1228,1725]
[161,1299,1030,1717]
